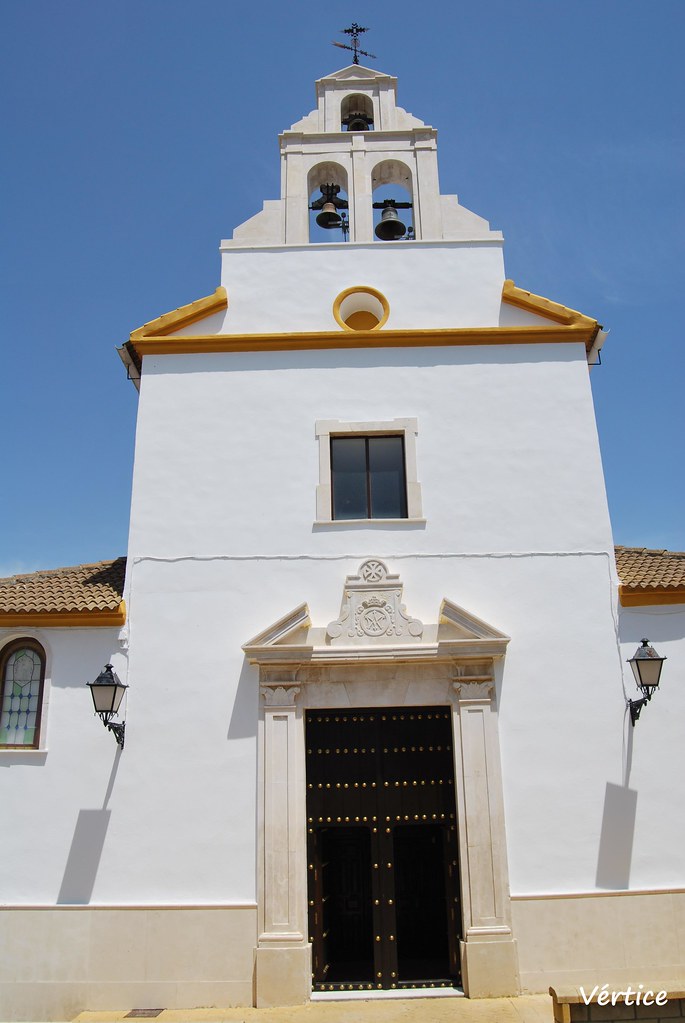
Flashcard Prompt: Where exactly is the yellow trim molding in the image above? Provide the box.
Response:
[125,281,601,364]
[129,323,597,362]
[130,288,227,340]
[619,587,685,607]
[0,601,127,628]
[502,279,600,330]
[333,285,390,331]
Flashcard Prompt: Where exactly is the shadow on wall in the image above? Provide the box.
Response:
[227,659,259,740]
[595,781,638,890]
[57,748,121,903]
[57,808,112,903]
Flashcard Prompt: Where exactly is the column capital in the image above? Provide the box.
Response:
[261,683,301,707]
[453,680,495,702]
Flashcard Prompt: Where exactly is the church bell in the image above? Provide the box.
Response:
[343,111,373,132]
[311,183,348,231]
[316,202,343,229]
[375,205,407,241]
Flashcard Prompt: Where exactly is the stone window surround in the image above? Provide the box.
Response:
[252,658,520,1006]
[315,417,424,525]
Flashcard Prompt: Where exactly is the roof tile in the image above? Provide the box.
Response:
[615,546,685,592]
[0,559,126,615]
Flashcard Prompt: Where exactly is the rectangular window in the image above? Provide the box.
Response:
[331,435,407,520]
[315,418,423,525]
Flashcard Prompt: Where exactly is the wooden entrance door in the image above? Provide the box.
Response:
[306,707,461,991]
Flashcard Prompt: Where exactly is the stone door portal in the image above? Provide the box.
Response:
[246,559,519,1007]
[305,706,461,991]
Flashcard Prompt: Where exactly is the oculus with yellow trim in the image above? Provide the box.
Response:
[333,286,390,330]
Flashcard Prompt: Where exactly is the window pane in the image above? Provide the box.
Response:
[368,437,407,518]
[1,646,43,747]
[331,437,368,519]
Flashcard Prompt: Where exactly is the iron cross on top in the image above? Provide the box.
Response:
[332,23,377,64]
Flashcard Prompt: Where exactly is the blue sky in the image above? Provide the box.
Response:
[2,0,683,576]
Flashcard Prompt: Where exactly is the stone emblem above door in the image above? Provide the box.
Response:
[326,558,424,644]
[243,558,509,667]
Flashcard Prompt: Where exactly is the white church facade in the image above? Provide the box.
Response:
[1,65,684,1020]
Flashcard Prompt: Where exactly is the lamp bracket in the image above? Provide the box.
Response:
[106,720,126,750]
[628,687,653,726]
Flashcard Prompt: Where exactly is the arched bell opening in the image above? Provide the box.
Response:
[308,162,350,243]
[340,93,374,132]
[371,160,415,242]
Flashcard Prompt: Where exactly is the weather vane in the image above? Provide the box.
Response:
[332,23,376,65]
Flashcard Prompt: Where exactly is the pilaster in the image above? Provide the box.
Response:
[351,137,373,241]
[452,679,519,997]
[255,679,311,1007]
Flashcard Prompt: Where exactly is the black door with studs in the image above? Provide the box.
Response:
[306,707,461,991]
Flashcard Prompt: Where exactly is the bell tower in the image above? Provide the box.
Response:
[226,64,499,247]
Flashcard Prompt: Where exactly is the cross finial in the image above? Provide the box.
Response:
[332,23,376,65]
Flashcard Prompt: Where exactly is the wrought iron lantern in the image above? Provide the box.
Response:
[627,639,666,726]
[87,663,128,749]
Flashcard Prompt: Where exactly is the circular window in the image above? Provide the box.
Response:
[333,286,390,331]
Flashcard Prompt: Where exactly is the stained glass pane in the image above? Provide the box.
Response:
[0,645,44,747]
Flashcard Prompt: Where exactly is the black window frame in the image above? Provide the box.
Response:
[330,434,408,521]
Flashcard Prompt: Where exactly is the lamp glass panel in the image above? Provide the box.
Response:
[111,684,126,713]
[90,683,119,714]
[635,657,663,689]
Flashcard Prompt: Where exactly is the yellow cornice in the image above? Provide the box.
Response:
[130,288,227,340]
[129,323,597,361]
[124,281,602,363]
[0,601,127,628]
[619,587,685,607]
[502,280,600,331]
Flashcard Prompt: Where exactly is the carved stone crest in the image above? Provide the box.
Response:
[327,559,423,645]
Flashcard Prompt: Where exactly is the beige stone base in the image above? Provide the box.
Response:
[512,888,685,992]
[254,944,312,1008]
[0,905,257,1022]
[460,938,520,997]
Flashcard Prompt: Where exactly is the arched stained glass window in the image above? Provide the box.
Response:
[0,640,46,748]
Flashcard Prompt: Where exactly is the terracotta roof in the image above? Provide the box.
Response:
[0,559,126,625]
[615,546,685,606]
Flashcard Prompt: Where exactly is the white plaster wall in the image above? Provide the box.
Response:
[2,338,632,908]
[0,627,126,902]
[498,303,564,327]
[127,342,613,559]
[7,554,677,909]
[3,578,683,909]
[0,611,257,906]
[216,243,506,333]
[615,603,685,887]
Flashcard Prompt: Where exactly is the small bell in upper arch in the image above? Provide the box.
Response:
[343,110,373,132]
